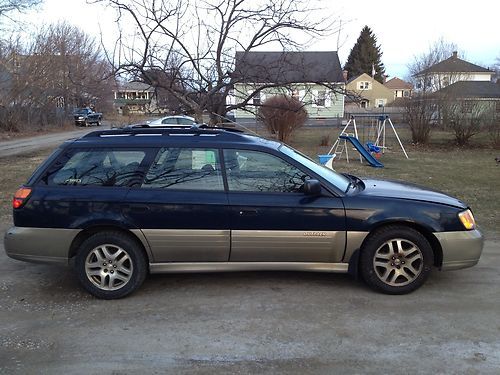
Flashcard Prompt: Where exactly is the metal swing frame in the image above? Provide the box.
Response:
[328,114,408,162]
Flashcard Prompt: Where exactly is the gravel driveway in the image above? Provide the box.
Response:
[0,127,103,158]
[0,226,499,374]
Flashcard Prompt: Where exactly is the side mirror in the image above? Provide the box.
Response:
[303,179,322,196]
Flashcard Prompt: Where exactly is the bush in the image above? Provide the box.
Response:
[319,134,330,146]
[443,101,490,146]
[258,95,307,142]
[485,115,500,148]
[404,96,434,144]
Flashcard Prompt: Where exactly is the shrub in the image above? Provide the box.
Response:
[485,114,500,148]
[258,95,307,142]
[443,101,489,146]
[404,95,434,144]
[319,134,330,146]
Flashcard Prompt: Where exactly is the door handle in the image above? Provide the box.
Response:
[238,209,258,216]
[125,204,150,213]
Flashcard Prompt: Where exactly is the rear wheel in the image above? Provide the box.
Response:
[360,226,433,294]
[75,231,147,299]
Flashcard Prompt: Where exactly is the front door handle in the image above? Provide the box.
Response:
[125,204,150,213]
[238,209,258,216]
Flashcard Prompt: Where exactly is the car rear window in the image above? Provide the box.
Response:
[40,149,147,187]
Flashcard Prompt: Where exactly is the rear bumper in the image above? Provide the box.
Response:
[434,229,484,271]
[4,226,79,265]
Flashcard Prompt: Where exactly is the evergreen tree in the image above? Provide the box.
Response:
[344,26,386,83]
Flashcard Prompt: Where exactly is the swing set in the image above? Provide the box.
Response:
[321,114,408,168]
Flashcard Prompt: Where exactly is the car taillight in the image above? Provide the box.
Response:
[13,187,32,209]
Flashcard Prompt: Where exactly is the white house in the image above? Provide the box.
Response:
[414,52,494,92]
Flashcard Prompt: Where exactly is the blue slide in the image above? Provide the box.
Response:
[339,135,384,168]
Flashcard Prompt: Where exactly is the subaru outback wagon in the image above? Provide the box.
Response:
[4,126,483,299]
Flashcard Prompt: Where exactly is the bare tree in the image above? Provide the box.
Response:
[97,0,338,123]
[0,0,41,33]
[0,22,113,131]
[493,54,500,83]
[0,0,41,17]
[404,39,460,144]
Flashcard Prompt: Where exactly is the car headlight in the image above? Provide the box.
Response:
[458,209,476,230]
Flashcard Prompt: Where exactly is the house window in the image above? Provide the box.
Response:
[292,89,300,100]
[403,90,410,97]
[358,81,371,90]
[376,99,386,108]
[461,101,473,113]
[316,91,326,107]
[252,92,261,106]
[360,100,368,108]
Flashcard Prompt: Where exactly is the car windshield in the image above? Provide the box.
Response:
[279,144,351,192]
[75,108,91,115]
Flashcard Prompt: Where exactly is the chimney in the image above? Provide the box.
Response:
[342,70,348,82]
[452,51,458,58]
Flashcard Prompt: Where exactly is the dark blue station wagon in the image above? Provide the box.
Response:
[4,127,483,299]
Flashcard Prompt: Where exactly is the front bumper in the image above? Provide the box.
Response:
[434,229,484,271]
[4,226,79,265]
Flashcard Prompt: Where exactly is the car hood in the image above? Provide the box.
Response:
[358,178,467,208]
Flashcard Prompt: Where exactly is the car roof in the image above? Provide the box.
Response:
[150,115,195,120]
[69,126,282,150]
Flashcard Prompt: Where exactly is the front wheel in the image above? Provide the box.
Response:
[75,232,147,299]
[360,226,433,294]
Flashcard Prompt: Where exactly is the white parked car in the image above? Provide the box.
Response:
[147,115,197,126]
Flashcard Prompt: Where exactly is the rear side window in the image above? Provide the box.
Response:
[161,118,177,124]
[143,147,223,191]
[41,149,146,187]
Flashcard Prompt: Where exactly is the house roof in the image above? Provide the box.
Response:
[118,82,155,92]
[437,81,500,99]
[384,77,412,90]
[346,72,374,84]
[233,51,344,84]
[416,52,493,76]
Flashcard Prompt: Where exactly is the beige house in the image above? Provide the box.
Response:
[345,73,394,109]
[384,77,413,99]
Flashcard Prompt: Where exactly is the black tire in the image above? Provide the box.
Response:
[360,225,433,295]
[75,231,147,299]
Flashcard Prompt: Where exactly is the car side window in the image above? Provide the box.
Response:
[161,118,177,124]
[42,149,146,187]
[143,148,223,191]
[223,149,309,193]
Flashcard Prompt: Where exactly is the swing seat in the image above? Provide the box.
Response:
[366,142,381,153]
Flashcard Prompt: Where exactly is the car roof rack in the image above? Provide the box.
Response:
[82,124,245,139]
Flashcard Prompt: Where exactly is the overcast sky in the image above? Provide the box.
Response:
[16,0,500,80]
